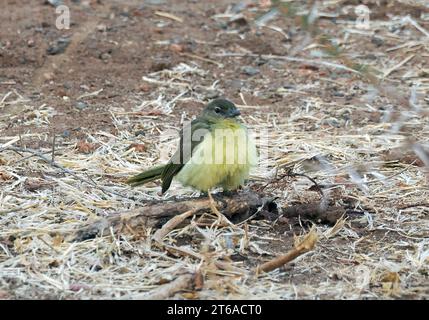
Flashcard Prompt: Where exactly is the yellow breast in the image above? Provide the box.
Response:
[176,119,258,191]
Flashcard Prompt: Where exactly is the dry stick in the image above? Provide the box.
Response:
[143,273,195,300]
[153,209,198,243]
[163,244,203,260]
[256,227,318,274]
[72,192,271,242]
[383,54,415,78]
[154,11,183,23]
[283,171,324,198]
[403,15,429,39]
[179,52,223,67]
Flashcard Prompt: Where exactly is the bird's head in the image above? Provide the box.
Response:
[202,99,241,119]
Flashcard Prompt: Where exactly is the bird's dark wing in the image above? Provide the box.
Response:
[160,118,212,193]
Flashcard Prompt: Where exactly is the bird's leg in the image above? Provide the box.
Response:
[208,190,233,227]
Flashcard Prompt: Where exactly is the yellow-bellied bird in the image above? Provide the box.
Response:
[127,99,258,194]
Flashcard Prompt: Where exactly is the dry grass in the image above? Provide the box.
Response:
[1,0,429,299]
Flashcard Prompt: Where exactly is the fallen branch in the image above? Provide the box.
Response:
[72,192,275,242]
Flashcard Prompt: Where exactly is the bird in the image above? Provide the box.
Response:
[126,98,258,194]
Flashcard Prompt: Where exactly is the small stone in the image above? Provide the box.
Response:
[96,24,107,32]
[99,52,111,61]
[371,36,384,47]
[43,72,54,80]
[134,130,145,137]
[27,39,35,47]
[139,83,151,92]
[242,66,260,76]
[128,143,146,152]
[62,130,71,138]
[169,43,183,53]
[47,37,70,55]
[76,140,97,154]
[75,102,88,110]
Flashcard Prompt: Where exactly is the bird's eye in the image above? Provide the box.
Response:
[214,107,221,113]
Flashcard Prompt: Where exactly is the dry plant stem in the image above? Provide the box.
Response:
[153,209,198,243]
[180,52,223,67]
[154,11,183,23]
[144,273,195,300]
[256,228,318,274]
[283,171,324,197]
[163,244,203,260]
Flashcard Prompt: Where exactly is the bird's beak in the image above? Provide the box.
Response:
[230,109,241,117]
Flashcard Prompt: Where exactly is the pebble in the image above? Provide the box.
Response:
[47,37,71,55]
[99,52,111,61]
[371,36,384,47]
[62,130,71,138]
[242,66,260,76]
[43,72,54,81]
[75,102,88,110]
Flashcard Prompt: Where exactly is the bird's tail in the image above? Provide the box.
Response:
[126,165,165,187]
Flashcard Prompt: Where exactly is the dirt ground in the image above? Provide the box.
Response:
[0,0,428,299]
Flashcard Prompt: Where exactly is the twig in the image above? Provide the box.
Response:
[383,54,415,78]
[77,88,103,100]
[154,11,183,23]
[143,274,195,300]
[403,15,429,39]
[180,52,223,68]
[153,209,198,243]
[256,227,318,273]
[278,169,324,198]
